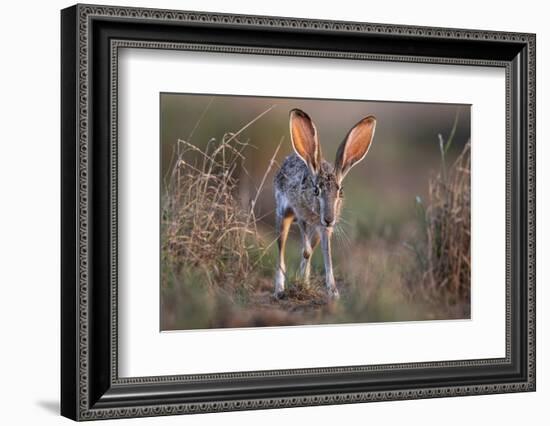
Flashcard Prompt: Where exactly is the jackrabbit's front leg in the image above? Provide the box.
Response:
[320,228,339,299]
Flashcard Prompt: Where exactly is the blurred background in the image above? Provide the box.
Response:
[160,93,471,330]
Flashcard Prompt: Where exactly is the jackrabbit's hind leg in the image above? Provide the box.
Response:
[298,221,319,285]
[274,209,294,298]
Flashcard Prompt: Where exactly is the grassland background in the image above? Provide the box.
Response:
[160,93,471,330]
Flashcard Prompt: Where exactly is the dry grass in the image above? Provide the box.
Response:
[162,108,278,294]
[405,120,471,309]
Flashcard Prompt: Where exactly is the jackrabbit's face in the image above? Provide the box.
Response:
[306,170,343,228]
[290,109,377,228]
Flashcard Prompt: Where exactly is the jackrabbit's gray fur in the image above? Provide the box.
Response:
[273,109,377,299]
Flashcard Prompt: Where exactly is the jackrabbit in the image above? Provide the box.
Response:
[273,109,377,299]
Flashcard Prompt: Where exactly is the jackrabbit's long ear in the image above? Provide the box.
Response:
[334,115,376,180]
[289,109,321,176]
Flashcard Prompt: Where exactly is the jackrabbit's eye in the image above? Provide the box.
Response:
[339,187,344,197]
[313,187,320,196]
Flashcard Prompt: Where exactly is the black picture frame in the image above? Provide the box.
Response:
[61,4,536,421]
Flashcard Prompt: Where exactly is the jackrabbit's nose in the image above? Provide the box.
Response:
[322,218,335,227]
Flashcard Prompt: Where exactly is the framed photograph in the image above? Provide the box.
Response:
[61,4,536,421]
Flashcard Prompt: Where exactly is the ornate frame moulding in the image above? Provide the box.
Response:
[61,4,535,421]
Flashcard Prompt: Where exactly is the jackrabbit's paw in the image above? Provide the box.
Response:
[327,287,340,300]
[273,290,286,300]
